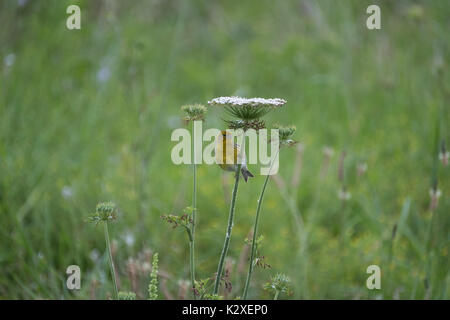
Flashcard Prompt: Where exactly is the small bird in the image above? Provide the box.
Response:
[215,130,254,182]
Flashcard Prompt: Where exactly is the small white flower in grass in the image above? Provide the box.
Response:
[61,186,74,199]
[4,53,15,67]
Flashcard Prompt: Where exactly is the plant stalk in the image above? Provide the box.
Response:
[104,222,118,300]
[242,173,269,299]
[274,291,280,300]
[242,149,279,299]
[191,121,197,299]
[213,164,242,294]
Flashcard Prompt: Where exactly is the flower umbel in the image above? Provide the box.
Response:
[272,124,297,147]
[264,273,292,300]
[88,202,117,224]
[208,96,286,126]
[181,104,207,122]
[87,202,119,299]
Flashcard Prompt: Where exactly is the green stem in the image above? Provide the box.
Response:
[104,222,118,300]
[242,173,270,299]
[274,291,280,300]
[191,122,197,299]
[213,164,242,295]
[242,149,279,299]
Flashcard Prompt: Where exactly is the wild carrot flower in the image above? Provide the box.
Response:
[87,202,119,299]
[208,96,286,131]
[88,202,118,224]
[263,273,292,300]
[181,104,207,122]
[210,95,288,296]
[272,124,297,147]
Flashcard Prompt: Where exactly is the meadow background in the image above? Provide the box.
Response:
[0,0,449,299]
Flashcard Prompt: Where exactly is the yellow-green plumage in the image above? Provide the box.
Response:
[215,131,254,182]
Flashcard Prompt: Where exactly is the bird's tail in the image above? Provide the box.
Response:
[241,166,254,182]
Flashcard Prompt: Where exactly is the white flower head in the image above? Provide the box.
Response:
[208,96,287,108]
[208,96,286,130]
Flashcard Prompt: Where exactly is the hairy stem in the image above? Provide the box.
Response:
[104,222,118,300]
[213,164,242,294]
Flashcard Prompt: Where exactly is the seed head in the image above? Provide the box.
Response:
[272,124,297,147]
[181,104,207,122]
[264,273,291,295]
[88,202,118,224]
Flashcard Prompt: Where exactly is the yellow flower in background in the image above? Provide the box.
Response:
[214,130,254,182]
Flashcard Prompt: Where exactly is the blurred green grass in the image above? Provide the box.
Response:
[0,0,449,299]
